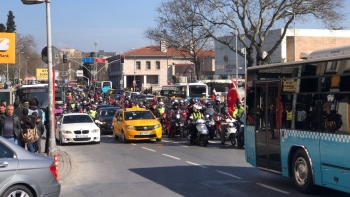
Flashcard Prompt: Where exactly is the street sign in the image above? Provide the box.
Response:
[76,70,83,77]
[120,80,123,84]
[82,57,94,63]
[36,68,48,80]
[94,58,106,63]
[0,33,16,64]
[41,46,59,65]
[91,70,97,76]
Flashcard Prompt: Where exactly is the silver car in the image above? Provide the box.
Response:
[0,137,61,197]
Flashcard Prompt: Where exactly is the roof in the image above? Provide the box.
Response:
[122,46,215,58]
[124,107,149,112]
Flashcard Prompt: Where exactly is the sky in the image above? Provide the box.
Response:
[0,0,349,54]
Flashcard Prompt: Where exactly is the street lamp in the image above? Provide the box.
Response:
[286,10,296,61]
[94,41,98,80]
[230,30,239,82]
[21,0,56,157]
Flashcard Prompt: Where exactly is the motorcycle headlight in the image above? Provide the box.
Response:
[126,125,135,129]
[91,129,99,133]
[176,114,180,119]
[61,130,72,134]
[154,124,161,129]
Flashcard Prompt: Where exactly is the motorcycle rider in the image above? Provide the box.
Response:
[168,102,182,136]
[213,98,222,114]
[204,102,216,139]
[190,104,203,143]
[179,100,187,111]
[158,102,166,116]
[220,106,233,144]
[233,102,245,147]
[88,104,97,120]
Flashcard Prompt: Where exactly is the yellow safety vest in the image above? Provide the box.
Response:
[286,110,292,120]
[88,110,97,119]
[193,112,202,120]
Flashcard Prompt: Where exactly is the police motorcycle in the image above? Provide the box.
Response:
[189,105,209,146]
[203,102,216,139]
[168,102,186,138]
[221,117,239,146]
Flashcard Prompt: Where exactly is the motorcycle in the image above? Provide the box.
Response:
[169,111,186,138]
[189,116,209,146]
[220,118,238,146]
[205,114,216,140]
[235,118,245,148]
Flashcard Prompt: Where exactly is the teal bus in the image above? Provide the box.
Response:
[160,82,209,99]
[245,45,350,194]
[97,81,112,93]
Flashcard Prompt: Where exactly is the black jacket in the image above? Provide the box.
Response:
[0,114,21,138]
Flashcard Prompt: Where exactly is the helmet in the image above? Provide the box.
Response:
[216,97,221,102]
[206,102,212,108]
[159,102,164,107]
[173,102,179,107]
[193,104,202,112]
[189,98,195,105]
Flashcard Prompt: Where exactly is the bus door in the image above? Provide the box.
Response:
[254,80,282,172]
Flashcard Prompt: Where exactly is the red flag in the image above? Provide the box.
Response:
[226,79,240,114]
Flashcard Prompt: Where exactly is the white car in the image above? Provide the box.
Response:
[56,113,100,144]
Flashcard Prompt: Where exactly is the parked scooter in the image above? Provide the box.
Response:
[189,116,209,146]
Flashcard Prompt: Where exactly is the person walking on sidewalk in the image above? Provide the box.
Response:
[0,104,21,145]
[32,111,46,154]
[14,101,23,117]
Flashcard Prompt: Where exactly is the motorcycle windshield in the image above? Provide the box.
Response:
[206,108,215,116]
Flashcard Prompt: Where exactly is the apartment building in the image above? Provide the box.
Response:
[107,45,214,90]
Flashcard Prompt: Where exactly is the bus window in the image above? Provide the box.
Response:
[189,85,206,97]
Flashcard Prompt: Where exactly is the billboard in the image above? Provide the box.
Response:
[36,68,48,81]
[0,33,16,64]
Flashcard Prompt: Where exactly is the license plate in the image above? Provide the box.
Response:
[140,132,151,135]
[76,135,88,138]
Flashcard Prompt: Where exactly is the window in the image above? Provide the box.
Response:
[156,61,160,69]
[136,61,141,70]
[146,61,151,69]
[0,143,14,158]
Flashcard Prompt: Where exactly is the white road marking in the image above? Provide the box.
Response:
[162,154,181,160]
[256,183,290,194]
[131,143,137,146]
[186,161,207,168]
[208,141,220,144]
[172,142,179,144]
[162,140,170,142]
[216,170,242,179]
[141,147,156,152]
[182,145,189,148]
[107,135,112,137]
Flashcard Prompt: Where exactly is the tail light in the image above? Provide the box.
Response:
[49,164,58,180]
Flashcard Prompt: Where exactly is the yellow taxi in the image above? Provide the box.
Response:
[112,106,162,142]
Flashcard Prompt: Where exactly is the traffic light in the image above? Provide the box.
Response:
[63,54,67,63]
[120,55,124,63]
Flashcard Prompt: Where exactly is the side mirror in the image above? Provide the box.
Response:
[57,122,61,125]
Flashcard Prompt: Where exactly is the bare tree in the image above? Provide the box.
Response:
[144,0,215,80]
[189,0,345,67]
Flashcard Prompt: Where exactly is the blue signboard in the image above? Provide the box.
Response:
[82,57,94,63]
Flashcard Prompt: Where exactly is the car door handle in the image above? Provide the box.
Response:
[0,162,9,168]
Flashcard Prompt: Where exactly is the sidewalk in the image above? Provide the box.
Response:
[40,138,72,183]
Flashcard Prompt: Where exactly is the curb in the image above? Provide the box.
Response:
[57,148,73,183]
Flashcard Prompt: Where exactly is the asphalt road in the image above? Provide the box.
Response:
[58,135,348,197]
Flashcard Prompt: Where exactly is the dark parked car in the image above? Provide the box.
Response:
[0,137,61,197]
[96,107,120,133]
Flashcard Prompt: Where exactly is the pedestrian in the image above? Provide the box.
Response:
[19,108,38,152]
[14,101,22,117]
[0,103,6,115]
[1,99,7,107]
[27,98,45,124]
[0,104,21,145]
[32,112,46,154]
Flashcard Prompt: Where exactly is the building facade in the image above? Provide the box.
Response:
[215,29,350,79]
[107,46,214,90]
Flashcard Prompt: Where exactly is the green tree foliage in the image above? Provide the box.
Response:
[0,23,5,32]
[6,11,16,33]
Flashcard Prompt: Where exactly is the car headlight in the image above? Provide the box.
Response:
[91,129,99,133]
[101,122,106,125]
[126,125,135,129]
[154,124,161,129]
[61,130,72,134]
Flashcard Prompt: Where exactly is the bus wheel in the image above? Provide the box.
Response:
[292,149,315,194]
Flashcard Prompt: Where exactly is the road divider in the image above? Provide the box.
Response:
[216,170,242,179]
[256,183,289,194]
[141,147,156,152]
[186,161,207,168]
[162,154,181,160]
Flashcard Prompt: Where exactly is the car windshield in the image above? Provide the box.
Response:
[63,115,93,124]
[124,111,155,120]
[99,109,117,117]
